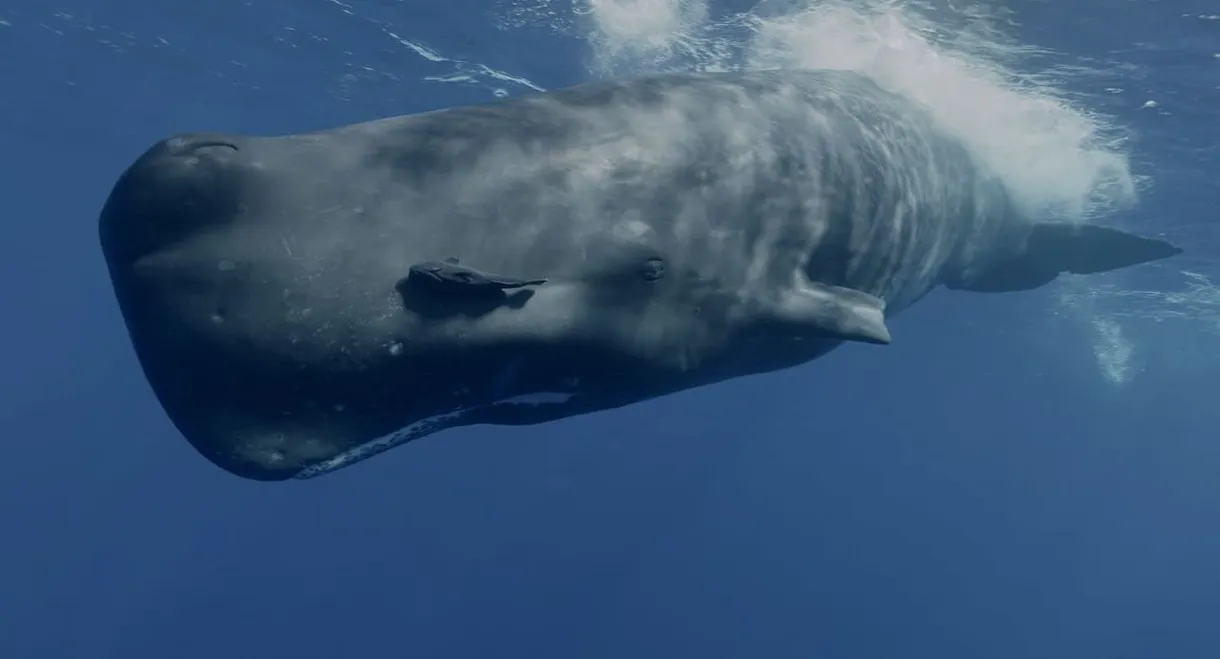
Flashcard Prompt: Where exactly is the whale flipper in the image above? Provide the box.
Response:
[770,281,892,345]
[406,257,548,294]
[949,223,1183,293]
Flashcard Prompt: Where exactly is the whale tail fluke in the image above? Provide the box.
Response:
[948,223,1183,293]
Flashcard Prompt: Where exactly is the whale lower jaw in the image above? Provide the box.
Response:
[292,392,577,480]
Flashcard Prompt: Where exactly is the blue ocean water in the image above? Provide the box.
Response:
[1,0,1218,657]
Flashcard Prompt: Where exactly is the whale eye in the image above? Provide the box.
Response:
[641,257,666,281]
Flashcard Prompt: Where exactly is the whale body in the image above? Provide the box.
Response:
[98,69,1181,481]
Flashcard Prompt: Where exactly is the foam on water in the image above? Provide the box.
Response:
[568,0,1139,222]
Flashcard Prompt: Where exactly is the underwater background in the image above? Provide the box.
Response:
[1,0,1218,657]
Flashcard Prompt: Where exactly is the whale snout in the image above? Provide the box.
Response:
[97,133,302,480]
[98,133,245,268]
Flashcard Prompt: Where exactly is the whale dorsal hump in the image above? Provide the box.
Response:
[948,223,1183,293]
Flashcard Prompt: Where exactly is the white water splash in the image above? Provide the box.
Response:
[558,0,1139,222]
[1090,317,1136,385]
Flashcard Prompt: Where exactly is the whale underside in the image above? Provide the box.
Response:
[97,69,1181,481]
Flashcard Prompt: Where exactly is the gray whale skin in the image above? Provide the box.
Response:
[98,69,1181,481]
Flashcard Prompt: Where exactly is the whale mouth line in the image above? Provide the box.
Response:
[291,391,577,480]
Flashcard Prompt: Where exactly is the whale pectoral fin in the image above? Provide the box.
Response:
[775,282,893,345]
[949,223,1183,293]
